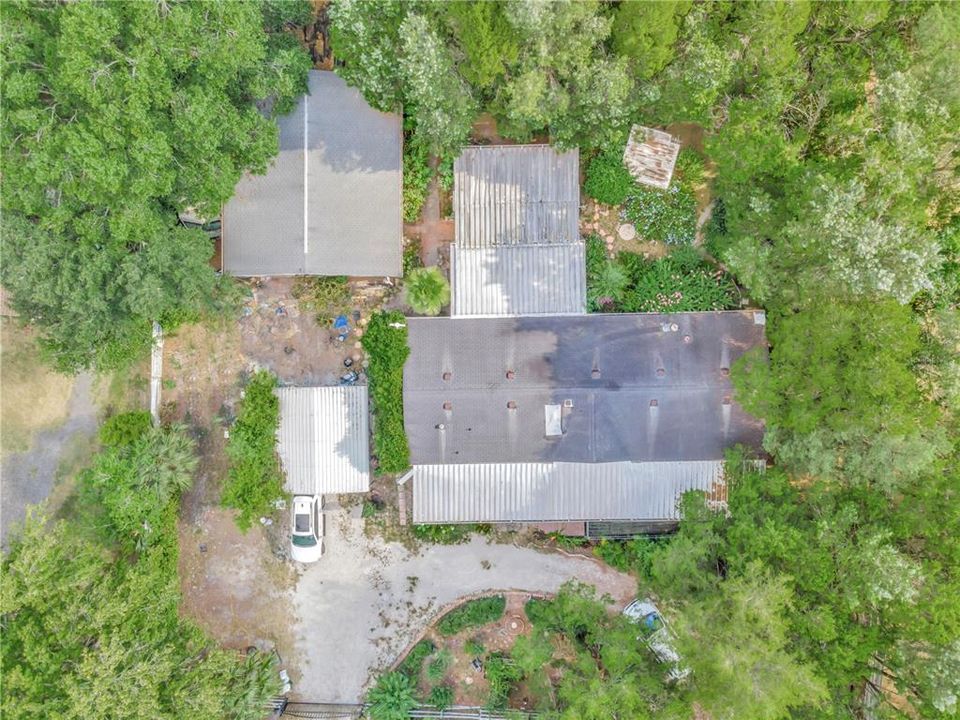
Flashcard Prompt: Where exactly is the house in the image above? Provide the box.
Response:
[402,312,767,532]
[275,385,370,496]
[451,145,586,316]
[223,71,402,278]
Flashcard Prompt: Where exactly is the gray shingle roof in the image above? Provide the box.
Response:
[276,385,370,495]
[403,312,767,465]
[223,71,402,277]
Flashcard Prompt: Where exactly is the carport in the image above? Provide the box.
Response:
[275,385,370,496]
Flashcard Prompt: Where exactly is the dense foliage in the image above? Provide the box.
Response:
[404,266,450,316]
[436,595,506,637]
[221,370,285,531]
[361,311,411,474]
[587,238,737,314]
[0,0,311,371]
[583,147,636,206]
[1,426,280,719]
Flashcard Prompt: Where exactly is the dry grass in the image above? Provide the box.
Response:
[0,320,74,456]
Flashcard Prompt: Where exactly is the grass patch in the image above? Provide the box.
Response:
[437,595,506,637]
[291,276,351,320]
[0,319,74,456]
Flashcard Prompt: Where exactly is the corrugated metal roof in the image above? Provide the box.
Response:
[454,146,580,249]
[451,243,587,316]
[276,385,370,496]
[223,71,402,277]
[403,313,767,465]
[413,460,765,523]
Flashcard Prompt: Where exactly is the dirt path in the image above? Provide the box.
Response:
[290,505,637,702]
[404,164,453,267]
[1,372,98,547]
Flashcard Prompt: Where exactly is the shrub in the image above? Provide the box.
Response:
[361,312,410,474]
[221,371,285,531]
[584,149,635,205]
[464,638,486,657]
[404,266,450,316]
[593,536,662,577]
[675,147,707,188]
[427,684,454,711]
[291,276,350,319]
[99,411,152,448]
[412,523,474,544]
[437,596,506,636]
[484,653,522,709]
[367,671,417,720]
[704,197,731,260]
[624,182,697,245]
[426,649,452,683]
[403,139,432,223]
[587,260,629,311]
[402,237,424,276]
[396,640,436,680]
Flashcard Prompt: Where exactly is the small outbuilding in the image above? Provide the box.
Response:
[622,125,682,190]
[223,71,402,277]
[276,385,370,496]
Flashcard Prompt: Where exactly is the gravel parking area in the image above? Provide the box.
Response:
[290,502,637,702]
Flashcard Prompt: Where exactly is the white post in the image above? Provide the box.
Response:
[150,321,164,425]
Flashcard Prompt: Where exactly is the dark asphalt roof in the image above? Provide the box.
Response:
[223,71,402,277]
[403,312,767,465]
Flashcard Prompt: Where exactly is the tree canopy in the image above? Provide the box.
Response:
[0,0,311,371]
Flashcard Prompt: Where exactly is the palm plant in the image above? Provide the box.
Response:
[404,266,450,316]
[588,260,629,310]
[367,672,417,720]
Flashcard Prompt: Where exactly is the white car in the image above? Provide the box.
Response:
[290,495,324,563]
[623,598,690,682]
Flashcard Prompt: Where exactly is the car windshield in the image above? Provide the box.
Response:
[294,512,311,533]
[291,534,317,548]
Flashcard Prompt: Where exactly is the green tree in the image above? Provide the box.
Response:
[405,266,451,316]
[442,2,519,93]
[398,14,477,156]
[327,0,406,112]
[82,424,198,551]
[611,0,692,79]
[733,301,945,491]
[1,515,280,719]
[674,566,828,719]
[0,0,310,371]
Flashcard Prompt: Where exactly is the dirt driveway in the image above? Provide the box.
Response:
[290,503,637,703]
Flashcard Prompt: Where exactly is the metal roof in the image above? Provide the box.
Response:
[451,243,587,316]
[223,71,402,277]
[623,125,681,190]
[276,385,370,496]
[403,312,766,465]
[454,145,580,248]
[412,460,763,523]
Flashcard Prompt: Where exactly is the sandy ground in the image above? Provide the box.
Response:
[1,371,98,547]
[290,503,637,703]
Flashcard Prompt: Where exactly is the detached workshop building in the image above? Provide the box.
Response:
[222,71,403,277]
